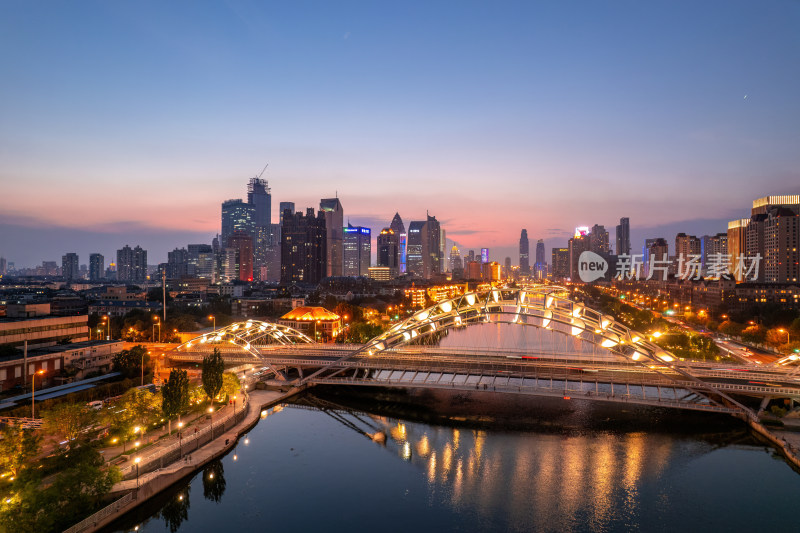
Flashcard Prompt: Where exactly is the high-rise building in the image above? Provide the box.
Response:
[465,260,481,280]
[377,228,399,278]
[280,208,327,284]
[188,244,214,279]
[390,213,406,275]
[449,245,462,273]
[343,224,371,277]
[701,233,728,271]
[644,238,668,279]
[221,199,256,249]
[61,253,79,281]
[535,239,546,279]
[615,217,630,256]
[551,248,569,280]
[519,229,530,275]
[248,177,272,281]
[0,257,6,276]
[406,215,441,279]
[279,202,295,217]
[439,228,447,273]
[675,233,701,260]
[167,248,189,279]
[752,195,800,216]
[226,231,254,281]
[763,208,799,283]
[589,225,610,254]
[481,248,489,263]
[117,245,147,283]
[568,232,590,281]
[504,257,511,278]
[89,253,104,281]
[727,218,750,281]
[320,198,344,277]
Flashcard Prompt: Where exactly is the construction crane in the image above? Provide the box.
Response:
[256,163,269,180]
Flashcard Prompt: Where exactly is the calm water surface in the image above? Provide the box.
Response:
[106,395,800,533]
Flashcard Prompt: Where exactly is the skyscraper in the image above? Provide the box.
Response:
[551,248,569,280]
[481,248,489,264]
[221,199,256,248]
[568,232,590,281]
[320,198,344,277]
[280,208,327,284]
[390,213,406,275]
[406,221,424,277]
[117,245,147,283]
[727,218,750,281]
[377,228,399,278]
[167,248,189,279]
[279,202,295,217]
[535,239,545,279]
[248,177,272,281]
[89,253,104,281]
[449,245,462,273]
[615,217,630,256]
[226,231,254,282]
[343,224,371,277]
[188,244,214,279]
[519,229,530,274]
[439,228,447,273]
[61,253,79,281]
[407,215,441,279]
[589,225,610,254]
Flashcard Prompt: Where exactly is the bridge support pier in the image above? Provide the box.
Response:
[759,396,771,414]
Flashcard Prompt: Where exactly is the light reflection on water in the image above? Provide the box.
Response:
[107,398,800,533]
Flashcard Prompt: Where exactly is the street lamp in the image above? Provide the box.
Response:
[208,406,214,437]
[178,422,184,456]
[134,456,141,487]
[153,316,161,343]
[778,329,791,344]
[31,369,45,418]
[104,315,111,340]
[209,315,216,332]
[140,349,145,387]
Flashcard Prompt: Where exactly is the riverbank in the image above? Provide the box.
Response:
[64,385,307,533]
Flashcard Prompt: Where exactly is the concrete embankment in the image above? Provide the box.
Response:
[66,386,307,533]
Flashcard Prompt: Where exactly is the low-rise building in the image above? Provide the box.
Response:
[278,306,341,341]
[0,303,88,349]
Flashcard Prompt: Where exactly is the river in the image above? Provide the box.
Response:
[104,389,800,533]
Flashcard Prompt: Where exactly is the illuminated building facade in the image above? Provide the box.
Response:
[519,229,530,275]
[343,224,371,277]
[390,213,407,275]
[377,227,399,278]
[551,248,569,280]
[320,197,344,277]
[616,217,630,256]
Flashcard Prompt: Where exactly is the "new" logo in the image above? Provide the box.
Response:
[578,251,608,283]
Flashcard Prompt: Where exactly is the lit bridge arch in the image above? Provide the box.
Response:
[175,320,314,360]
[299,285,754,417]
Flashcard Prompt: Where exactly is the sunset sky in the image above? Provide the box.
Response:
[1,1,798,267]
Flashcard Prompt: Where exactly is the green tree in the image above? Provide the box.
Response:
[112,345,150,380]
[162,369,190,432]
[202,348,224,403]
[118,387,161,438]
[220,372,240,401]
[42,403,96,444]
[0,425,41,478]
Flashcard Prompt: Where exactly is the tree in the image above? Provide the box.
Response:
[202,348,224,403]
[42,403,96,444]
[719,320,745,337]
[117,388,161,438]
[158,485,191,533]
[162,369,190,432]
[220,372,240,401]
[0,424,41,478]
[111,345,150,380]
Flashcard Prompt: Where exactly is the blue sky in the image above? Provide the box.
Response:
[1,1,798,267]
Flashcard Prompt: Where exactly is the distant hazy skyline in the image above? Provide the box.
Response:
[2,1,798,267]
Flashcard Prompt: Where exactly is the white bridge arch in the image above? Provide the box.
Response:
[176,320,314,359]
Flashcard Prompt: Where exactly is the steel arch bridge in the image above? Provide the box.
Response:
[175,320,314,360]
[300,285,755,417]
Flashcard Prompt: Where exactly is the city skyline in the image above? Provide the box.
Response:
[2,1,799,266]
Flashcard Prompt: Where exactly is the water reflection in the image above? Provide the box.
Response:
[286,399,712,532]
[202,460,226,503]
[156,486,190,533]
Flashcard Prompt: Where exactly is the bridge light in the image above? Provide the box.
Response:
[466,294,476,306]
[403,332,411,341]
[545,296,554,308]
[570,319,584,336]
[601,339,618,348]
[439,301,452,313]
[491,290,500,303]
[659,354,674,362]
[600,317,612,330]
[631,352,642,361]
[572,306,583,317]
[652,331,662,338]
